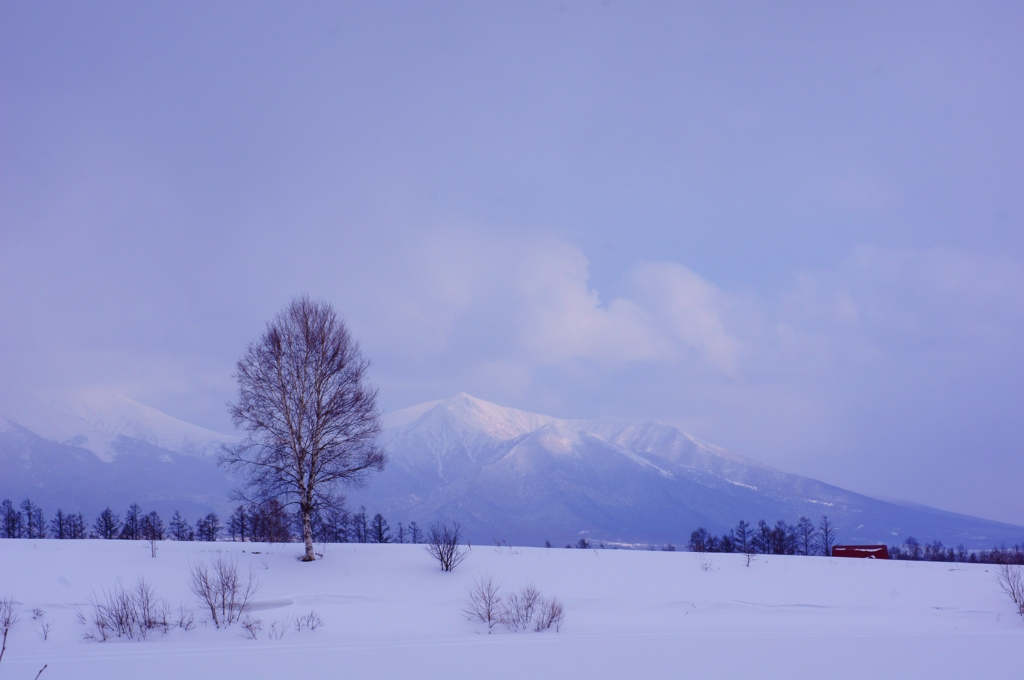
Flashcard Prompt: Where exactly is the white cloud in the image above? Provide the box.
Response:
[515,241,670,364]
[625,261,742,374]
[511,240,741,373]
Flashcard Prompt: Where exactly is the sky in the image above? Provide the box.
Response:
[2,2,1023,525]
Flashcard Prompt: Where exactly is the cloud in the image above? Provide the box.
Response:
[514,241,670,364]
[511,240,742,374]
[625,261,742,374]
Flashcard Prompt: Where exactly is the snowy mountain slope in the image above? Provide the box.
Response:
[350,394,1024,549]
[1,390,234,461]
[0,392,236,519]
[0,420,234,520]
[382,391,556,437]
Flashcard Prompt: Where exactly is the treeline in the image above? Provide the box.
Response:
[224,501,423,544]
[889,537,1024,565]
[1,498,223,541]
[0,497,421,545]
[687,514,1024,565]
[688,516,839,556]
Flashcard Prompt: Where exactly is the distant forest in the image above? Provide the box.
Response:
[3,497,1022,565]
[687,516,1024,565]
[0,497,422,545]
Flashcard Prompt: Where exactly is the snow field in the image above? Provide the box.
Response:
[0,539,1020,678]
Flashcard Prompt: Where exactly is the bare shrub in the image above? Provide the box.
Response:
[295,610,323,632]
[426,521,467,572]
[0,597,17,629]
[175,604,195,631]
[266,618,290,639]
[501,585,541,632]
[84,578,169,641]
[692,539,713,572]
[464,578,566,634]
[31,608,44,620]
[38,622,51,641]
[464,575,503,633]
[240,615,263,640]
[188,555,259,628]
[534,596,565,632]
[997,563,1024,618]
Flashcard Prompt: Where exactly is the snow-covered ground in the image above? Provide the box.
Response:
[0,539,1020,679]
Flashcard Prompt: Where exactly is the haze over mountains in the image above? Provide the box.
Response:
[0,392,234,520]
[2,392,1021,549]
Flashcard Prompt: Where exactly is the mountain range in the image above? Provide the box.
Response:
[0,392,234,521]
[3,391,1022,549]
[348,393,1024,549]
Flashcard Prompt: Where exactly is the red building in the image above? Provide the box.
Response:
[832,545,889,559]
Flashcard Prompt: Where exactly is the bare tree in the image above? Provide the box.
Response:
[425,521,467,572]
[68,512,88,539]
[250,499,292,543]
[464,576,502,633]
[50,509,69,539]
[1,500,24,538]
[795,516,817,556]
[223,296,386,562]
[195,513,221,542]
[996,563,1024,618]
[733,520,753,555]
[227,506,249,542]
[93,508,121,540]
[817,516,837,556]
[21,499,45,539]
[168,511,193,541]
[119,503,142,540]
[688,528,712,553]
[370,513,391,543]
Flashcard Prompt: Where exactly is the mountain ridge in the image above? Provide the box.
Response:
[351,393,1024,548]
[1,391,1021,549]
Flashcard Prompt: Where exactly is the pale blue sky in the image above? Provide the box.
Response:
[2,2,1023,524]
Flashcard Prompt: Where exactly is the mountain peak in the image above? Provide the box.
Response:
[383,393,557,441]
[1,389,234,461]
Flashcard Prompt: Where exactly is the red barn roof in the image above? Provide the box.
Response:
[832,545,889,559]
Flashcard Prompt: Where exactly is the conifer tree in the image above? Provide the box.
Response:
[93,507,122,539]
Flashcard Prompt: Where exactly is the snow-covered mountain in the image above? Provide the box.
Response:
[1,391,232,462]
[348,393,1024,548]
[2,390,1021,549]
[0,392,235,520]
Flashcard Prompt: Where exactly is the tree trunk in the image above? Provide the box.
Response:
[301,498,315,561]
